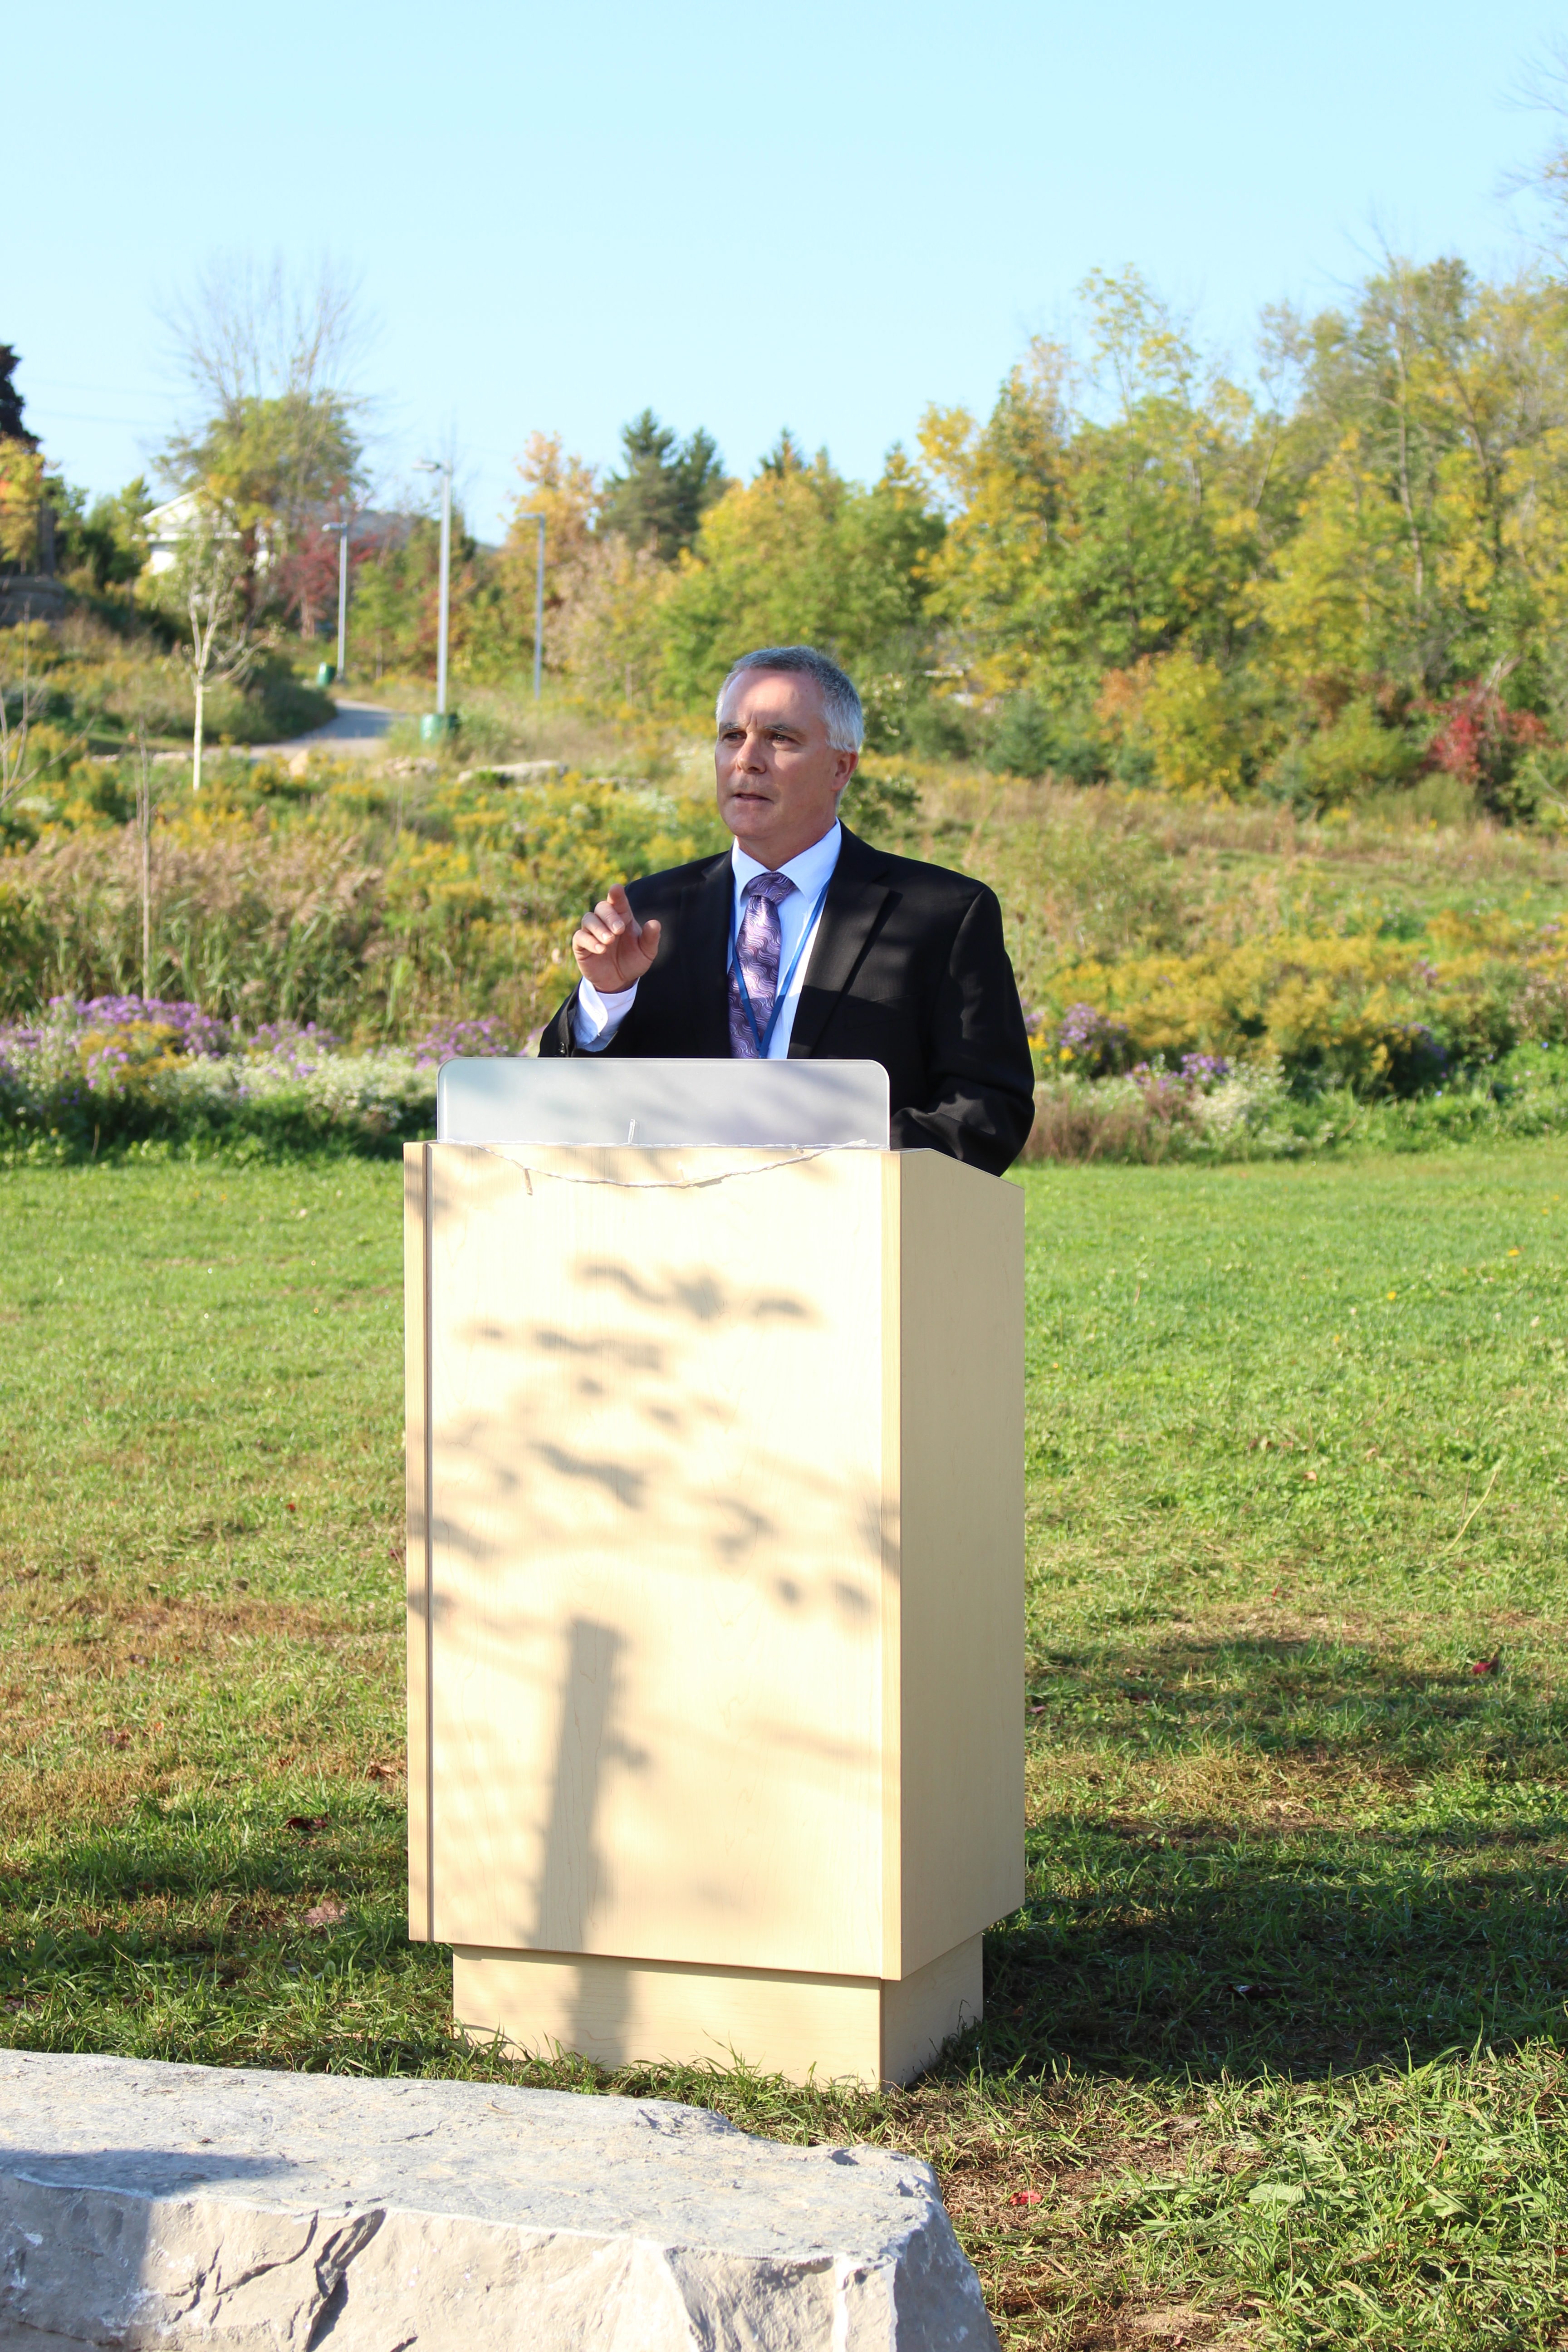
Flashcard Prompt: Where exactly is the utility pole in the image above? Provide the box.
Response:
[524,511,545,700]
[416,459,454,720]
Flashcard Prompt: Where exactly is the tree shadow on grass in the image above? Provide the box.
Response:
[0,1792,456,2074]
[970,1632,1568,2082]
[1027,1627,1568,1771]
[4,1641,1567,2097]
[0,1791,407,1914]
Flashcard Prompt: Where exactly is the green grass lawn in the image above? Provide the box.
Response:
[1,1148,1566,2348]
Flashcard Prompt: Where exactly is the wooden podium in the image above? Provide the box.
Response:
[405,1141,1023,2085]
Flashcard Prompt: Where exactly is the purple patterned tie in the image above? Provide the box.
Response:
[728,871,797,1058]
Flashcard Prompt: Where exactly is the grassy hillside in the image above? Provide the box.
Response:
[0,608,333,809]
[9,623,1568,1165]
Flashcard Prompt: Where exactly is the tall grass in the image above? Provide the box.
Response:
[6,719,1568,1141]
[0,755,725,1042]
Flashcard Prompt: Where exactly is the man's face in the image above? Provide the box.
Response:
[714,670,858,866]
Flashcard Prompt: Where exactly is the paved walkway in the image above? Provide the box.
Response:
[250,697,400,758]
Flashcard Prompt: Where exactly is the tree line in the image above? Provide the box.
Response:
[503,260,1568,822]
[8,251,1568,815]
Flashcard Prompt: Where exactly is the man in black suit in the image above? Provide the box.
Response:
[539,645,1036,1175]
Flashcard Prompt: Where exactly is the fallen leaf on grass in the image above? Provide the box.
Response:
[364,1760,401,1782]
[303,1897,347,1930]
[1472,1652,1502,1676]
[102,1730,131,1750]
[1008,2189,1043,2207]
[285,1815,329,1835]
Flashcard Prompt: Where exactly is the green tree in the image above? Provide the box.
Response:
[76,478,155,589]
[656,439,942,709]
[161,394,364,606]
[1258,263,1568,708]
[920,274,1270,710]
[350,510,484,683]
[157,255,369,607]
[600,410,726,559]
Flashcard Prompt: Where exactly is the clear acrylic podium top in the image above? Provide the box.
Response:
[435,1056,890,1149]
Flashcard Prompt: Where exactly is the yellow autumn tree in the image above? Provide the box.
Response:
[1096,651,1253,798]
[495,432,604,672]
[0,439,45,569]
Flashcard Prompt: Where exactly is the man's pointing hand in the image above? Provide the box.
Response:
[571,883,662,995]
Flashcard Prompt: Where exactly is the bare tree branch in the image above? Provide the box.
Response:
[1500,38,1568,253]
[160,251,372,425]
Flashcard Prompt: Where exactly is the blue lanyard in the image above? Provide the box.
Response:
[728,877,833,1058]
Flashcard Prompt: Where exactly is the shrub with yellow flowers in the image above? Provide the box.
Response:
[1036,915,1565,1096]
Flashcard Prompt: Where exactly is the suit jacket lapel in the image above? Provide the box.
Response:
[788,827,893,1058]
[676,849,734,1055]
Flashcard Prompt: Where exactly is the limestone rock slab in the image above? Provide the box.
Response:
[0,2050,997,2349]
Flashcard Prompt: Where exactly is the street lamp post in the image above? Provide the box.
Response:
[324,514,351,684]
[415,459,454,722]
[519,510,545,700]
[336,516,350,682]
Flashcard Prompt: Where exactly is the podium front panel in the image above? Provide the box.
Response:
[415,1145,887,1978]
[406,1142,1024,2056]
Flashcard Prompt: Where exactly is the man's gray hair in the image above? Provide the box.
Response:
[716,645,865,754]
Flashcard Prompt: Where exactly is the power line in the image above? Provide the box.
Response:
[30,409,165,429]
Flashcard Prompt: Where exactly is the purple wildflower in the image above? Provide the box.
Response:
[44,995,230,1057]
[1056,1002,1132,1077]
[412,1014,517,1068]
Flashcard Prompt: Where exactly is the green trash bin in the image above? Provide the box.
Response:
[420,712,458,743]
[316,662,337,686]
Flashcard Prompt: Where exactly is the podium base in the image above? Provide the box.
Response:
[452,1936,983,2087]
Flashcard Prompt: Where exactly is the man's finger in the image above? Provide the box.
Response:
[568,881,653,986]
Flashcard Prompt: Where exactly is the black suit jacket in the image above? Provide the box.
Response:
[539,826,1037,1175]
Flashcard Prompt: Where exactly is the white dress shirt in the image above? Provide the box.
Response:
[573,822,843,1058]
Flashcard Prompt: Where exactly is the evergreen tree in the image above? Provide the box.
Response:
[759,428,808,477]
[601,410,725,559]
[0,347,38,449]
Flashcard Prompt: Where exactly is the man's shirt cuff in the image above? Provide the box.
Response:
[572,977,639,1052]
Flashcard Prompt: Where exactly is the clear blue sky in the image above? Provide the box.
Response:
[10,0,1565,535]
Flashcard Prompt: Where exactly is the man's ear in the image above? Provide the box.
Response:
[833,750,860,796]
